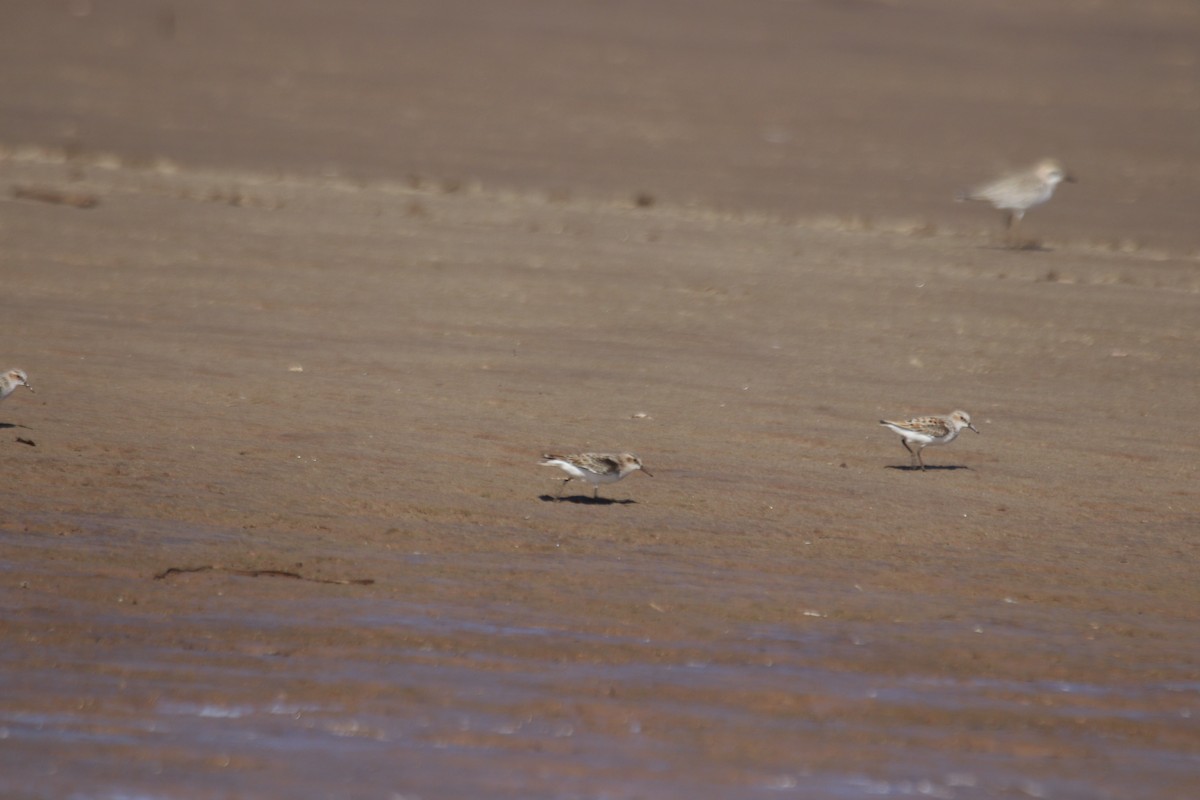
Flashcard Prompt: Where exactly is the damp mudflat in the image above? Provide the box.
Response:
[2,1,1200,798]
[2,505,1197,800]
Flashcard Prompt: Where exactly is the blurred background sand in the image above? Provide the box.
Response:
[3,0,1199,250]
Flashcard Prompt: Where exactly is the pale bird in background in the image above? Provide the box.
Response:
[879,410,979,471]
[957,158,1076,245]
[539,452,652,499]
[0,368,33,402]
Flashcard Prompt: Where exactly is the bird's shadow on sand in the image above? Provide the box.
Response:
[0,423,18,430]
[981,240,1052,253]
[886,464,971,472]
[538,494,637,505]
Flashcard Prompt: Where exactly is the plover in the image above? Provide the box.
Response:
[539,452,652,499]
[0,369,33,402]
[957,159,1075,244]
[879,410,978,470]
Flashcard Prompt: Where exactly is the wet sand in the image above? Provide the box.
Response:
[1,2,1199,798]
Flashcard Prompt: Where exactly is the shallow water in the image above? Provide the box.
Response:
[3,537,1197,800]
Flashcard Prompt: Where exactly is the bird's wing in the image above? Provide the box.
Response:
[575,454,621,475]
[906,416,951,437]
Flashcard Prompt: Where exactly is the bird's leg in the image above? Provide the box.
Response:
[901,440,918,469]
[917,447,927,471]
[556,478,570,498]
[593,486,600,500]
[1006,210,1027,248]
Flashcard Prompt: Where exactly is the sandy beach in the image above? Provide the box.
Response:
[1,2,1198,798]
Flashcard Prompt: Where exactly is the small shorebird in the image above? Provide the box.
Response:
[539,452,652,499]
[957,158,1075,245]
[0,369,33,402]
[879,410,978,470]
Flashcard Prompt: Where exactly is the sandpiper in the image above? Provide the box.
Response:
[879,410,978,470]
[539,452,652,499]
